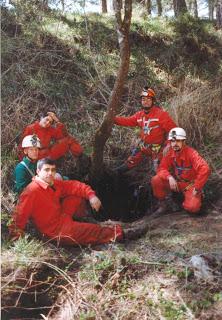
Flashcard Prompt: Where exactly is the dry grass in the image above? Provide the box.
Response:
[43,207,222,320]
[167,77,222,181]
[1,9,222,320]
[169,78,222,150]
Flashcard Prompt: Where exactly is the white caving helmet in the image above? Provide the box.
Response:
[168,127,186,140]
[22,135,41,148]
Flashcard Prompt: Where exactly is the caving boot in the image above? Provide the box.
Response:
[123,222,150,241]
[171,201,181,213]
[151,200,169,218]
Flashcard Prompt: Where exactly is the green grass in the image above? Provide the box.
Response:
[2,236,47,269]
[132,16,175,37]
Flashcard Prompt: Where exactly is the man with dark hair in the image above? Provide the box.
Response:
[151,127,211,215]
[10,158,124,245]
[18,112,83,161]
[114,87,177,173]
[36,157,56,170]
[10,158,152,245]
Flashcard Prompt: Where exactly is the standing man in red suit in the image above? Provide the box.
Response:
[114,87,177,173]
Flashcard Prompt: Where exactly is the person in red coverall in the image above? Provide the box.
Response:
[9,158,123,246]
[151,127,211,214]
[114,87,177,173]
[18,112,83,161]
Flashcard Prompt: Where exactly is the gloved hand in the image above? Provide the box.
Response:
[168,176,179,192]
[89,196,102,212]
[192,188,200,196]
[47,112,60,123]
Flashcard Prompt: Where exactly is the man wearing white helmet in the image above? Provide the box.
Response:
[14,135,41,193]
[15,135,66,193]
[10,158,152,245]
[151,127,211,214]
[15,136,97,224]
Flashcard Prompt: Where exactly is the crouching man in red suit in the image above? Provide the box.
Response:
[151,127,211,215]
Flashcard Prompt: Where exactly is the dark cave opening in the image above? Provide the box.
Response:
[92,167,154,222]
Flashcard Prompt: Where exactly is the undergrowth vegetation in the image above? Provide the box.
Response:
[1,4,222,319]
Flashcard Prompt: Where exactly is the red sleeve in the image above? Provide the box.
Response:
[9,190,35,237]
[190,149,211,190]
[159,110,177,134]
[157,153,173,180]
[51,122,68,140]
[59,180,96,199]
[114,113,138,127]
[21,124,35,138]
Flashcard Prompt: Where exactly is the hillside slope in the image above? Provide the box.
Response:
[1,6,222,319]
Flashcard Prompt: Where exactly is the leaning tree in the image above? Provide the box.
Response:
[91,0,132,181]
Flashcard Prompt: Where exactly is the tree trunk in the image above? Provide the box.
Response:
[209,0,215,20]
[61,0,65,12]
[156,0,162,16]
[145,0,152,15]
[91,0,132,180]
[101,0,108,13]
[188,0,198,17]
[173,0,188,17]
[193,0,198,17]
[216,0,222,27]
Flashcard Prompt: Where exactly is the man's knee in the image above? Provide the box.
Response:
[58,137,70,145]
[126,156,139,168]
[126,150,143,168]
[151,175,167,199]
[151,174,163,191]
[68,136,83,156]
[151,175,162,189]
[183,199,201,213]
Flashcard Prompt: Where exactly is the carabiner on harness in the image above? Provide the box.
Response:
[151,144,161,153]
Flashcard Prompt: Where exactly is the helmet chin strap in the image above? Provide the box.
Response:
[27,155,37,162]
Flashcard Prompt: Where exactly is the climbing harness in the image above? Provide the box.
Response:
[20,161,35,177]
[173,159,192,182]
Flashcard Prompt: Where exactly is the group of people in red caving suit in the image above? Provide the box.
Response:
[10,87,210,246]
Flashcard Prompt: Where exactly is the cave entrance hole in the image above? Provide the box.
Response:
[93,168,155,222]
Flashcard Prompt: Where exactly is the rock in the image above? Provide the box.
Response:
[190,255,214,281]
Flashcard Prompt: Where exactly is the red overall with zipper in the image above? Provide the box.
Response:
[151,146,211,213]
[19,121,83,160]
[114,106,176,168]
[9,178,123,245]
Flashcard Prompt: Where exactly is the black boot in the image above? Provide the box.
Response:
[123,222,149,241]
[151,200,169,218]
